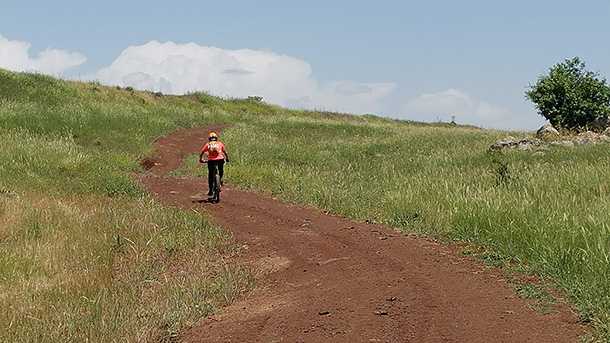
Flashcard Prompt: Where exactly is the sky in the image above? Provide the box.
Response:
[1,0,610,130]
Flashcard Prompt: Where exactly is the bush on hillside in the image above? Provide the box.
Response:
[526,57,610,131]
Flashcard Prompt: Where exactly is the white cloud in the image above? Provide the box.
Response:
[401,89,520,128]
[95,40,395,114]
[0,34,86,75]
[0,35,536,129]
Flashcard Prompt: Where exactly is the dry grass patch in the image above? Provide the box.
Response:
[0,193,253,342]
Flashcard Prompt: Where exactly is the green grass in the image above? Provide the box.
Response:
[2,68,610,340]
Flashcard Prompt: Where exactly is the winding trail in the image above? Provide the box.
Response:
[138,127,584,343]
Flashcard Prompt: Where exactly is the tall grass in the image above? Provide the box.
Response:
[0,193,253,342]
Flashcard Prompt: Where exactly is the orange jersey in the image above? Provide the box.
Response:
[201,141,226,161]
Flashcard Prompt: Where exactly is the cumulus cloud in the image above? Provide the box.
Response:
[95,40,395,114]
[401,89,516,128]
[0,35,532,128]
[0,34,86,75]
[307,81,396,114]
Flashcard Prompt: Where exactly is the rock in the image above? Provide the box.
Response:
[374,310,389,316]
[489,143,504,151]
[490,137,518,150]
[518,138,542,150]
[604,127,610,136]
[527,138,543,145]
[318,310,330,316]
[490,137,542,151]
[574,131,608,145]
[550,140,574,147]
[536,124,560,139]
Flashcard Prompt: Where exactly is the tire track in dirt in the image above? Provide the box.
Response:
[138,127,584,343]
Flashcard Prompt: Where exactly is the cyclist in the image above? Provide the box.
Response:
[199,131,229,198]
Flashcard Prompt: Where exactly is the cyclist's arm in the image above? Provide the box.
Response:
[223,146,230,162]
[199,144,208,163]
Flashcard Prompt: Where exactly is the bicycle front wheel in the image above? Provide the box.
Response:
[213,170,221,203]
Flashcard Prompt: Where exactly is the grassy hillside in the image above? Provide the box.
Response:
[0,70,253,342]
[1,69,610,340]
[182,111,610,339]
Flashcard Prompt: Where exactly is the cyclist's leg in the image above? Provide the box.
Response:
[207,162,214,196]
[218,160,225,186]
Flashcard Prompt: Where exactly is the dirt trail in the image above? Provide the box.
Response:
[138,127,584,343]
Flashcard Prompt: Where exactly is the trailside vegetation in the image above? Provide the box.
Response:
[527,57,610,131]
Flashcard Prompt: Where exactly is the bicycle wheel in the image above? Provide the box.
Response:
[213,166,221,203]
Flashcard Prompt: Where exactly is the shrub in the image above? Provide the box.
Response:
[526,57,610,130]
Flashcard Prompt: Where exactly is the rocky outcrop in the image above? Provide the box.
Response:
[491,125,609,151]
[573,131,610,145]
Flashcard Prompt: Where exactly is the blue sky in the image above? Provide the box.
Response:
[2,0,610,129]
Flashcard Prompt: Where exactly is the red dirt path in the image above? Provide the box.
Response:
[138,127,584,343]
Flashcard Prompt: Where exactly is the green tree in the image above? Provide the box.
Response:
[526,57,610,130]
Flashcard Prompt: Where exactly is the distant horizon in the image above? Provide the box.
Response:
[2,66,536,133]
[2,0,609,129]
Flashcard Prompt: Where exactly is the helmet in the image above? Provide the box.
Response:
[208,131,218,141]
